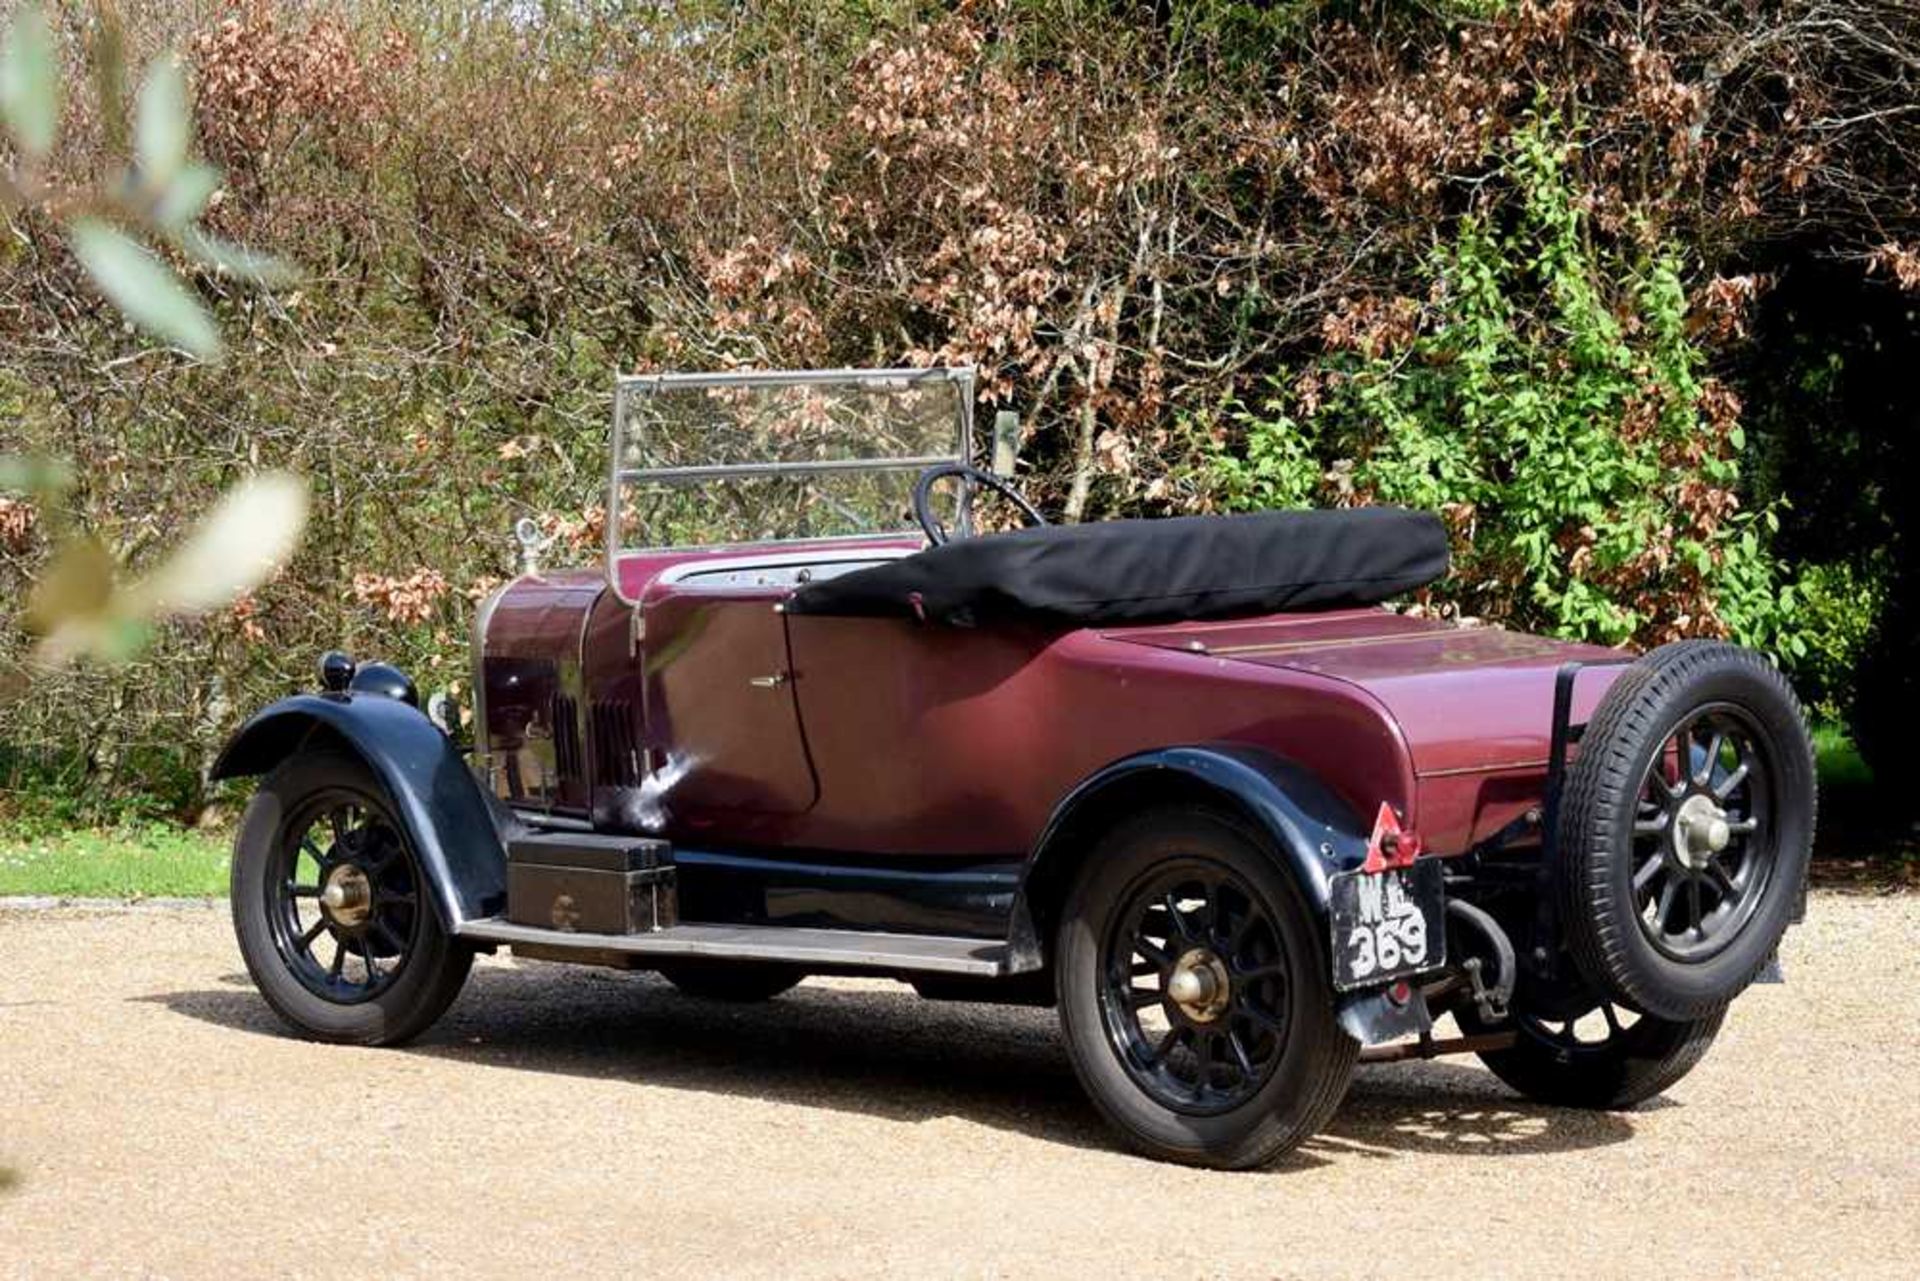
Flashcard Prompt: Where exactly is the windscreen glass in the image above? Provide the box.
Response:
[612,370,968,550]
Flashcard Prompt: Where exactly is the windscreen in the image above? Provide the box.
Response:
[610,368,971,555]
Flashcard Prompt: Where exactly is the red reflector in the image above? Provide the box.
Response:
[1388,979,1412,1006]
[1363,803,1422,874]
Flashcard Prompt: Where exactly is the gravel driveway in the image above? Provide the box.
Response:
[2,892,1915,1279]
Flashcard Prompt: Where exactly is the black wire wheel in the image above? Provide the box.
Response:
[1456,986,1726,1110]
[232,751,472,1045]
[1099,863,1290,1115]
[1055,808,1357,1169]
[1627,705,1774,963]
[1561,642,1814,1022]
[266,790,422,1002]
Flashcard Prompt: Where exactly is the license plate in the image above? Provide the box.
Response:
[1329,858,1446,991]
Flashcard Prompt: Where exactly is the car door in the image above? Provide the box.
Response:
[639,582,818,829]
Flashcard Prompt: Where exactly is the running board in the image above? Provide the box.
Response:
[456,917,1013,978]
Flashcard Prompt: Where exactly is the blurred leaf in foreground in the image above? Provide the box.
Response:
[133,55,188,187]
[177,227,297,287]
[0,4,59,160]
[127,471,309,615]
[29,472,308,669]
[69,218,221,360]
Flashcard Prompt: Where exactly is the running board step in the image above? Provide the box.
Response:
[456,918,1013,978]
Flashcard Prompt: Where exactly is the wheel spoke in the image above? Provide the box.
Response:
[1162,894,1194,942]
[1696,729,1725,788]
[1228,909,1259,954]
[298,918,329,952]
[1134,936,1175,968]
[1632,854,1665,897]
[364,834,402,872]
[1235,961,1285,982]
[1654,880,1679,930]
[1601,1003,1622,1036]
[375,890,418,909]
[1725,816,1758,835]
[1665,726,1694,795]
[372,917,406,954]
[1713,754,1752,801]
[328,941,346,980]
[1687,877,1704,933]
[1633,811,1670,837]
[1706,857,1738,900]
[1127,986,1163,1010]
[288,883,321,899]
[359,938,381,986]
[1240,1000,1284,1033]
[1226,1029,1256,1080]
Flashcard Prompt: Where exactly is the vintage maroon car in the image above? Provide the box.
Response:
[217,368,1814,1168]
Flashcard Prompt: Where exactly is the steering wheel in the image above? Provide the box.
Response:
[913,463,1048,546]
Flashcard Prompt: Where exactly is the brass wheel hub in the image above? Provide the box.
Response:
[319,863,374,929]
[1165,948,1232,1023]
[1672,793,1731,870]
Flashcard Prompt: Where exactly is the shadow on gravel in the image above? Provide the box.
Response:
[143,964,1640,1167]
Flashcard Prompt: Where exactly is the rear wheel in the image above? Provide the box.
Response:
[657,960,805,1002]
[1457,993,1725,1109]
[1055,809,1357,1169]
[231,751,472,1046]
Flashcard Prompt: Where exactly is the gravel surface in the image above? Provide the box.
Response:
[2,893,1915,1279]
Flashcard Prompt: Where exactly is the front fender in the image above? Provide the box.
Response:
[1017,743,1426,1044]
[213,693,506,929]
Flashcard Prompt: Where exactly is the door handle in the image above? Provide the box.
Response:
[749,673,789,689]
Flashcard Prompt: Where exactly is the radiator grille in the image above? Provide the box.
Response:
[591,699,642,787]
[551,694,583,783]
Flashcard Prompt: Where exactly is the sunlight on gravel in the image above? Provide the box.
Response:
[0,892,1914,1278]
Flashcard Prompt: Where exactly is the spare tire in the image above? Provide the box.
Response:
[1560,641,1815,1021]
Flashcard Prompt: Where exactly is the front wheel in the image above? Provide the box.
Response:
[231,751,472,1046]
[1055,809,1358,1169]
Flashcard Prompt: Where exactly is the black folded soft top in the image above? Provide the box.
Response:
[786,506,1450,627]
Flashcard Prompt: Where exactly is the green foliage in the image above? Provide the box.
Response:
[0,821,228,897]
[1221,116,1798,653]
[1780,560,1884,722]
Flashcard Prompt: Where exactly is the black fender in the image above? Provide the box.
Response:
[212,693,507,929]
[1014,743,1427,1045]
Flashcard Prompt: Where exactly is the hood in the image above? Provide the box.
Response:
[1102,610,1630,780]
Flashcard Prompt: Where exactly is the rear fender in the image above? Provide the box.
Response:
[213,694,507,929]
[1017,743,1427,1044]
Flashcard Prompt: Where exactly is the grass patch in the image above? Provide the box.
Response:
[0,823,229,898]
[1813,721,1874,791]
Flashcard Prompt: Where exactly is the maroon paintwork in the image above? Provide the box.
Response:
[477,537,1629,860]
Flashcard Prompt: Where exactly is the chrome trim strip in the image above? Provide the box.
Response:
[619,454,955,484]
[510,808,595,831]
[615,366,971,391]
[457,917,1012,977]
[468,576,519,791]
[650,546,918,589]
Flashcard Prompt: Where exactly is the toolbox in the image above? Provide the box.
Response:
[505,833,677,934]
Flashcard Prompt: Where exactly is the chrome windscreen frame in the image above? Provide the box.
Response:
[605,366,976,603]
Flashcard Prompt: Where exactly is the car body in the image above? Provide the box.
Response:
[218,367,1815,1168]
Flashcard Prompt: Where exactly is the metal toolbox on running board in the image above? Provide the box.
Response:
[506,834,677,934]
